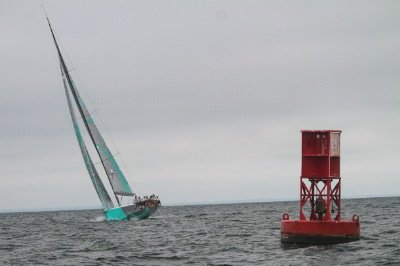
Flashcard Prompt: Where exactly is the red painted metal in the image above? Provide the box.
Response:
[281,215,360,244]
[281,130,360,244]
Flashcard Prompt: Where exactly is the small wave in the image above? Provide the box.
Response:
[362,220,375,225]
[156,255,185,260]
[228,219,242,222]
[382,230,397,234]
[2,199,399,265]
[381,243,398,248]
[0,244,20,251]
[139,254,187,261]
[149,214,175,219]
[360,236,378,241]
[225,234,252,237]
[109,255,129,263]
[90,216,106,222]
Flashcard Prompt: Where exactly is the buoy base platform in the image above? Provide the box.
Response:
[281,214,360,245]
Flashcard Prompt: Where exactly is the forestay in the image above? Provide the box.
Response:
[47,17,134,200]
[61,69,114,210]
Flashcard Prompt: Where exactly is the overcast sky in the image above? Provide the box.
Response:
[1,1,399,212]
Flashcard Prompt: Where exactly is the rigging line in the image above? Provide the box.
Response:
[41,7,131,190]
[71,81,137,192]
[43,11,136,198]
[40,8,99,126]
[95,108,137,190]
[117,149,138,191]
[48,27,126,184]
[42,6,63,88]
[42,11,115,208]
[71,58,137,190]
[40,3,49,18]
[46,16,122,206]
[73,109,100,122]
[40,6,88,105]
[58,42,99,120]
[43,13,85,159]
[92,108,121,156]
[94,152,121,165]
[41,4,97,120]
[78,108,129,183]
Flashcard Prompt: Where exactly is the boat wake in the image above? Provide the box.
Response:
[90,216,106,222]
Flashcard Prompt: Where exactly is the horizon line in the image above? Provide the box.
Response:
[1,194,399,214]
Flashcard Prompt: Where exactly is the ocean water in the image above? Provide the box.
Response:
[0,197,399,265]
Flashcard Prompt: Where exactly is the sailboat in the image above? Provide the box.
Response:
[46,17,160,221]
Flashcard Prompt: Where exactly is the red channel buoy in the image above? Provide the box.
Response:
[281,130,360,244]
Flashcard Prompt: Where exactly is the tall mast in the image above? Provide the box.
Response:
[46,17,121,206]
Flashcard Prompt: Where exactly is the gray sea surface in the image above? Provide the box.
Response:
[0,197,399,265]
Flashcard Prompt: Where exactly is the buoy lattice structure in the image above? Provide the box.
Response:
[281,130,360,244]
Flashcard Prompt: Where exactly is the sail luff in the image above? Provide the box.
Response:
[46,17,134,203]
[46,18,121,204]
[69,80,134,197]
[62,69,114,210]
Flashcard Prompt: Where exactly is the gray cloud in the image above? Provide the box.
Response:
[1,1,399,211]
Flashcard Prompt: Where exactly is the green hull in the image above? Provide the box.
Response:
[104,205,156,221]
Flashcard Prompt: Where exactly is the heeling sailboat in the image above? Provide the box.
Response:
[46,17,160,221]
